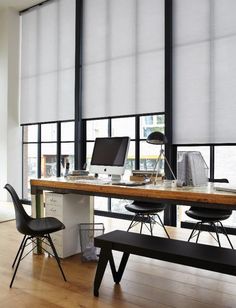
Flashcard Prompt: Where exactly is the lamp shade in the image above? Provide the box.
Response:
[146,131,168,145]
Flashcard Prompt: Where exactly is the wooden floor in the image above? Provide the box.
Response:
[1,217,236,308]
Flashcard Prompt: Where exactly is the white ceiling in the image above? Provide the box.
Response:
[0,0,43,12]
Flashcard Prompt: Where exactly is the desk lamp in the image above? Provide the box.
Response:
[146,131,176,184]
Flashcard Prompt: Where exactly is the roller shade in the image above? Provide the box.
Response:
[82,0,165,119]
[20,0,75,124]
[173,0,236,144]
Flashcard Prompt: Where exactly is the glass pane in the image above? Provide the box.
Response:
[215,146,236,185]
[41,143,57,177]
[140,114,165,139]
[87,119,108,140]
[94,197,108,211]
[61,122,74,141]
[140,141,162,171]
[41,123,57,142]
[111,198,131,214]
[86,142,94,169]
[23,125,38,142]
[125,141,135,174]
[61,143,75,176]
[23,144,38,199]
[112,117,135,139]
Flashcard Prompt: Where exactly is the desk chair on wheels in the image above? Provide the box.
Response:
[186,178,233,249]
[125,201,170,238]
[4,183,67,288]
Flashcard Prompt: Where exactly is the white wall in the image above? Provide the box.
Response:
[0,8,21,201]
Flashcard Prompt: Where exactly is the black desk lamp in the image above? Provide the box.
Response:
[146,131,176,184]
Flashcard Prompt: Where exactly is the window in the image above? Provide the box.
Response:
[22,121,75,199]
[86,113,165,215]
[23,125,38,199]
[61,122,75,175]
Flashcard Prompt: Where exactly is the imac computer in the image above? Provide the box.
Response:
[89,137,130,181]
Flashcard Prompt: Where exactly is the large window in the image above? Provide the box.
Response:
[86,113,165,214]
[22,121,75,199]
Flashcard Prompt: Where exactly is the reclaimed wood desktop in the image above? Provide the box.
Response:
[31,177,236,214]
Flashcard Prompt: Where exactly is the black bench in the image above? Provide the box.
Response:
[93,230,236,297]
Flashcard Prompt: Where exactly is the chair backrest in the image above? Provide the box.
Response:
[4,184,31,235]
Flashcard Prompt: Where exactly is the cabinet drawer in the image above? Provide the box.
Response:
[45,203,63,219]
[45,193,63,206]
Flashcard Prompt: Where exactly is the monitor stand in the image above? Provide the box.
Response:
[110,174,121,182]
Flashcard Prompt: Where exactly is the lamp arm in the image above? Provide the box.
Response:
[163,155,177,180]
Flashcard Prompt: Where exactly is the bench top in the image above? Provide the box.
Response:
[94,230,236,276]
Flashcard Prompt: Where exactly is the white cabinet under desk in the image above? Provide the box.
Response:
[44,192,94,258]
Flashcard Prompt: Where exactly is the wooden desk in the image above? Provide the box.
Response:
[31,177,236,219]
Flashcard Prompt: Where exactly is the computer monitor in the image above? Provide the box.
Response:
[89,137,130,181]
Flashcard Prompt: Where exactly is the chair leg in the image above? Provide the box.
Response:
[218,221,234,249]
[148,215,153,236]
[47,234,67,282]
[10,236,29,288]
[12,235,27,268]
[140,220,144,234]
[188,222,200,242]
[196,222,202,243]
[212,222,221,247]
[155,214,170,238]
[127,214,138,232]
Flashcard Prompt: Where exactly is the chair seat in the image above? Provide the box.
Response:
[125,202,166,214]
[27,217,65,236]
[186,207,232,222]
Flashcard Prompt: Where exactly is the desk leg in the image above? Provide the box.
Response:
[31,190,44,254]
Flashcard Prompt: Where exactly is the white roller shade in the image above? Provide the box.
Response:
[20,0,75,124]
[82,0,164,119]
[173,0,236,144]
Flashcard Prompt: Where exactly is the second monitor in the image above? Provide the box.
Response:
[89,136,130,181]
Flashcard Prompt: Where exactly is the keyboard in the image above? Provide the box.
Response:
[111,181,148,187]
[75,178,110,184]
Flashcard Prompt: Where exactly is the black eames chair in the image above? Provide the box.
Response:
[125,201,170,238]
[4,183,67,288]
[186,178,233,249]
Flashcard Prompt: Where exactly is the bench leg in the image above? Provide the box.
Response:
[115,252,130,283]
[94,248,109,297]
[94,249,130,297]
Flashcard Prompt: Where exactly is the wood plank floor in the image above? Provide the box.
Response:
[1,216,236,308]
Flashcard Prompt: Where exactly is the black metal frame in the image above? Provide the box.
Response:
[10,233,66,288]
[181,220,236,237]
